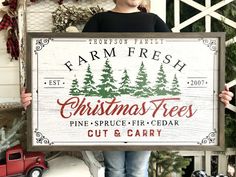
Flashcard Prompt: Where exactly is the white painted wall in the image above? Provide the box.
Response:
[0,20,20,104]
[150,0,166,22]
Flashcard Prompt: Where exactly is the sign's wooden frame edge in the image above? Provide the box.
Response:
[26,32,225,151]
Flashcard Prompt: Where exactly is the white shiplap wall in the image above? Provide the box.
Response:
[0,28,20,104]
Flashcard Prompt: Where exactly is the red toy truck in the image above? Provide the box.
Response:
[0,145,48,177]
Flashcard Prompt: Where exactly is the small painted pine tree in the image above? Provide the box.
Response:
[97,59,120,98]
[170,74,181,95]
[133,62,152,97]
[153,64,168,95]
[82,65,98,96]
[69,78,80,96]
[118,69,133,95]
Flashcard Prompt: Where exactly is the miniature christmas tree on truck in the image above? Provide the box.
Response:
[0,144,48,177]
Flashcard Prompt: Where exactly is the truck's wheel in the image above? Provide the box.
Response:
[28,168,43,177]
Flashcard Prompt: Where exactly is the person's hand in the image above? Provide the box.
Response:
[219,84,234,106]
[21,88,32,110]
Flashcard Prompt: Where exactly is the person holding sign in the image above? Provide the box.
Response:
[22,1,170,177]
[82,1,233,176]
[82,0,170,33]
[21,1,234,177]
[219,85,234,106]
[82,0,170,177]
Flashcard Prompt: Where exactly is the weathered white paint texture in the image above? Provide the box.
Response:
[28,34,222,148]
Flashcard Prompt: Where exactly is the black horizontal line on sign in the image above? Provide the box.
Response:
[51,141,198,144]
[187,87,208,88]
[44,77,64,79]
[187,77,208,79]
[53,40,87,42]
[164,39,199,42]
[43,87,65,88]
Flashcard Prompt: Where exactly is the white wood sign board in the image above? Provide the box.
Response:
[27,33,225,151]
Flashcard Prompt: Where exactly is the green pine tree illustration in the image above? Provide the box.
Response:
[97,59,120,98]
[133,62,153,97]
[81,64,98,96]
[69,78,80,96]
[153,64,168,95]
[118,69,133,95]
[170,74,181,95]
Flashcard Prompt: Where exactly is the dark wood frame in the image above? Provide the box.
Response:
[26,32,225,151]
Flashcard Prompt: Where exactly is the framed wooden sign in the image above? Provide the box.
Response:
[27,32,225,151]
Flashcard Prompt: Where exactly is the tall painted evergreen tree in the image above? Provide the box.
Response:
[69,78,80,96]
[133,62,152,97]
[170,74,181,95]
[153,64,168,95]
[81,65,98,96]
[118,69,133,95]
[97,59,120,98]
